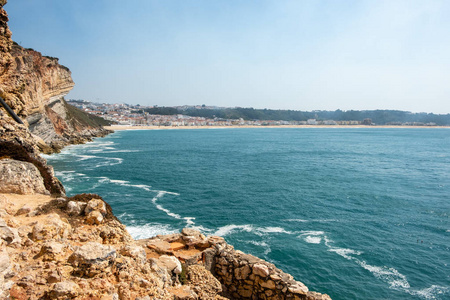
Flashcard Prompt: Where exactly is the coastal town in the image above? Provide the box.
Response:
[68,100,440,127]
[67,100,336,127]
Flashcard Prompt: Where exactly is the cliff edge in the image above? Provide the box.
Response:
[0,2,331,299]
[0,1,110,153]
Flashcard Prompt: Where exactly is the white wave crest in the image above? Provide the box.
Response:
[55,170,87,182]
[304,236,322,244]
[214,224,254,236]
[126,223,177,239]
[358,261,410,289]
[184,217,196,226]
[411,285,449,299]
[328,247,362,260]
[88,157,123,169]
[259,227,292,234]
[110,179,129,184]
[298,230,325,236]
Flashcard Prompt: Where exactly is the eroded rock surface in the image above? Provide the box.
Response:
[0,159,47,194]
[0,192,332,299]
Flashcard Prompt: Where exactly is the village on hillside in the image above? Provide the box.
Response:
[67,100,440,127]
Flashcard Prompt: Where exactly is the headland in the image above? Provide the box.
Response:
[0,1,331,299]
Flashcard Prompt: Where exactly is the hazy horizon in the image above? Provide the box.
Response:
[6,0,450,114]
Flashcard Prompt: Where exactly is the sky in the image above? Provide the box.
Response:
[5,0,450,113]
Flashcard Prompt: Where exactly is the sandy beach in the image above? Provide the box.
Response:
[104,124,449,131]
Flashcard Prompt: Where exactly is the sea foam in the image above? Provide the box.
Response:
[126,223,177,239]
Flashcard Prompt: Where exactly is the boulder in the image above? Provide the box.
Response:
[68,242,116,277]
[84,199,107,215]
[156,255,182,274]
[66,201,85,216]
[0,159,47,194]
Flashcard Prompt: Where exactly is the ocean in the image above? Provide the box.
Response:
[44,128,450,300]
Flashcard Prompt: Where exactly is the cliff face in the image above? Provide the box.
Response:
[2,44,74,118]
[0,2,331,299]
[0,1,110,153]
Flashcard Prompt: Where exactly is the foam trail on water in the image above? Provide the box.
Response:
[285,219,309,222]
[304,236,322,244]
[259,227,293,234]
[77,154,96,161]
[89,157,123,169]
[215,224,254,236]
[214,224,293,237]
[246,240,272,255]
[299,233,447,298]
[91,176,195,228]
[152,191,182,219]
[298,230,326,244]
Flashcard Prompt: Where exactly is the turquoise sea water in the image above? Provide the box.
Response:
[45,128,450,299]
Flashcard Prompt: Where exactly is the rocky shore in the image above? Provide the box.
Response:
[0,191,331,299]
[0,1,331,299]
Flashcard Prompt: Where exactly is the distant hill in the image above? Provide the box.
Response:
[144,107,450,126]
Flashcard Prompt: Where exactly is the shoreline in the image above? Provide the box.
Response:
[105,124,450,131]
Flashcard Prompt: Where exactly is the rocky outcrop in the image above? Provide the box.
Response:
[0,143,65,195]
[0,1,110,153]
[0,192,331,300]
[141,229,331,300]
[0,159,47,194]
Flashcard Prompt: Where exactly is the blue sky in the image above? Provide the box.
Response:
[5,0,450,113]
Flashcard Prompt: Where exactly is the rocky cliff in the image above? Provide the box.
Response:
[0,2,331,299]
[0,1,110,153]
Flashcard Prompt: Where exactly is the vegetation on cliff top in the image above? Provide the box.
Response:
[64,100,112,128]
